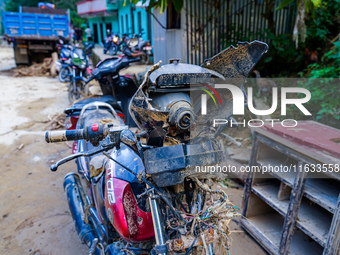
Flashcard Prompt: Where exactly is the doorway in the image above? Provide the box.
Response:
[92,23,98,43]
[99,23,104,43]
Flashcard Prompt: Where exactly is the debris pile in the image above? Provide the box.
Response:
[43,112,66,130]
[14,52,58,77]
[14,58,52,77]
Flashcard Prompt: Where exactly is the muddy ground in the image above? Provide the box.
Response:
[0,47,266,255]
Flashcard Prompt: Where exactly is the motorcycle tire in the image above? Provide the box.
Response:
[146,54,151,65]
[141,53,151,65]
[59,67,71,83]
[109,44,118,56]
[68,80,88,103]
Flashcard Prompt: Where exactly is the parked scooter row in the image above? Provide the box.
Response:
[79,49,143,125]
[66,38,145,104]
[103,32,121,56]
[103,30,153,64]
[56,36,94,84]
[45,41,269,255]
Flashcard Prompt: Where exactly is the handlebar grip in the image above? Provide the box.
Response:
[50,163,58,171]
[45,129,85,143]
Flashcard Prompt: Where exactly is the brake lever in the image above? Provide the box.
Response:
[50,142,115,171]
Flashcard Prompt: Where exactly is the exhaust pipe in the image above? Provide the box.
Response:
[63,173,100,255]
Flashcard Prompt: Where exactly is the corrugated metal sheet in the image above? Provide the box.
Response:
[185,0,296,65]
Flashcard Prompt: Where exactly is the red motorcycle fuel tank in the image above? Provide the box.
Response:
[104,144,154,242]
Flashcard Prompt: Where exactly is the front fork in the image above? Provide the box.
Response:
[148,187,167,255]
[72,68,77,92]
[148,189,215,255]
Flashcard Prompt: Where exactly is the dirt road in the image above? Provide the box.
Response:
[0,47,87,255]
[0,47,266,255]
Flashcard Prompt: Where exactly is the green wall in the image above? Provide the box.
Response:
[88,15,118,44]
[87,0,152,45]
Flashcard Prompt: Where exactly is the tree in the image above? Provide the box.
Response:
[131,0,183,13]
[4,0,86,27]
[5,0,40,11]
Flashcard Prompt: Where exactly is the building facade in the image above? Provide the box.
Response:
[76,0,152,44]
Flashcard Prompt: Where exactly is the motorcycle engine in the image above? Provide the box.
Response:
[129,60,225,146]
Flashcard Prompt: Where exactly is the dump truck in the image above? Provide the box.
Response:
[3,6,70,65]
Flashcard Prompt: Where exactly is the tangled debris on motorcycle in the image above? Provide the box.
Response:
[44,41,268,255]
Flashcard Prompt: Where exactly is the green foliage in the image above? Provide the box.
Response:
[5,0,40,11]
[301,40,340,126]
[255,0,339,77]
[4,0,87,26]
[257,30,305,76]
[276,0,321,12]
[305,1,340,49]
[171,0,183,12]
[70,10,87,28]
[276,0,295,11]
[132,0,183,13]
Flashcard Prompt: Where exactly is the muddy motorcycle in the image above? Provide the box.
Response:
[45,41,268,255]
[67,47,92,103]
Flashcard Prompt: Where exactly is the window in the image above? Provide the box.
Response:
[138,12,142,34]
[167,0,180,29]
[130,7,135,34]
[106,23,112,34]
[99,23,104,42]
[121,16,124,34]
[125,14,129,34]
[92,23,98,43]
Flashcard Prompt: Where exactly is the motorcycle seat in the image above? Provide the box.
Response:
[64,95,123,115]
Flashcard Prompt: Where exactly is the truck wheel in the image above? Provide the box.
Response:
[59,67,71,83]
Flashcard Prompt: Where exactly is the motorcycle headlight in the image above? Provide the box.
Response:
[113,36,118,43]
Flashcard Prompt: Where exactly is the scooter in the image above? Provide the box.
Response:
[132,30,153,64]
[73,45,143,125]
[45,41,268,255]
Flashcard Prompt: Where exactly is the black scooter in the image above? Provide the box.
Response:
[69,54,140,127]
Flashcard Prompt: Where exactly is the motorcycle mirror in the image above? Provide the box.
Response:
[120,129,137,146]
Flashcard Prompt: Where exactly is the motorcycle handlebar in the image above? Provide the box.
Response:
[45,129,85,143]
[45,122,107,147]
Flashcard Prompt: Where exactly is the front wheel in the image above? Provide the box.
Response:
[68,80,89,103]
[109,44,118,56]
[141,53,151,65]
[59,67,71,82]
